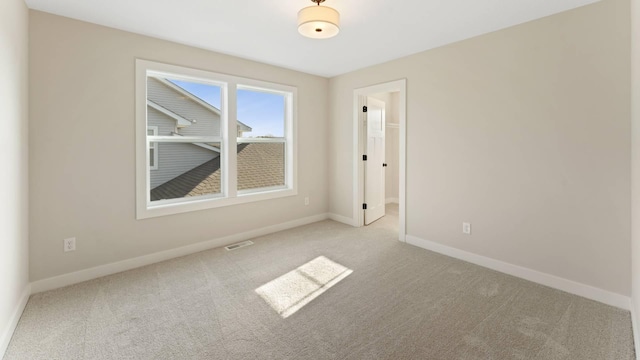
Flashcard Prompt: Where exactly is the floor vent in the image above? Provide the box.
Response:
[225,240,254,251]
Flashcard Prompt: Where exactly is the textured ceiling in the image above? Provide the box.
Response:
[25,0,599,77]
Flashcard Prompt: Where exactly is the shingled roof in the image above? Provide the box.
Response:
[150,143,284,201]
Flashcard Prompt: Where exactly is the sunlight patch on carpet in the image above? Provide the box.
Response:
[255,256,353,318]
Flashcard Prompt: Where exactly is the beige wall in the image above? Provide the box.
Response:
[329,0,631,295]
[29,11,329,281]
[0,0,29,353]
[631,0,640,330]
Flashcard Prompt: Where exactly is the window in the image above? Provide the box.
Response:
[147,126,158,170]
[136,60,297,219]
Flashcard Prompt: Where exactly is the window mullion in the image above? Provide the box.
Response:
[226,82,238,198]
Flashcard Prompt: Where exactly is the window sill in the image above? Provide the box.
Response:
[136,187,297,220]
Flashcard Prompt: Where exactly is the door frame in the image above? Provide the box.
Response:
[352,79,407,241]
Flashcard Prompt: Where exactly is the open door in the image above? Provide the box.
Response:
[353,79,406,239]
[364,97,386,225]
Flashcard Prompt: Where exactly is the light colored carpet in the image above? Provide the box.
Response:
[4,204,635,359]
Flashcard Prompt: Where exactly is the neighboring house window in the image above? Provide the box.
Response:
[136,60,297,219]
[147,126,158,170]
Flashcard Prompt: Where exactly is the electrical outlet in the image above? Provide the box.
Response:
[304,197,309,206]
[462,223,471,235]
[64,237,76,252]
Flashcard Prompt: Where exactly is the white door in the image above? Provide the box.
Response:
[364,97,386,225]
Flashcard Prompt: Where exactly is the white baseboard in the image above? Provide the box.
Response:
[631,298,640,359]
[385,197,399,204]
[31,213,329,294]
[405,235,630,310]
[0,284,30,359]
[328,213,358,227]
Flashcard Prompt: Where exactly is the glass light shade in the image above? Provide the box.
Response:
[297,6,340,39]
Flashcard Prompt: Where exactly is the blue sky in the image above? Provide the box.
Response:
[171,80,284,137]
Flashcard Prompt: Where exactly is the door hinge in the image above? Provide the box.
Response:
[363,106,368,113]
[363,203,367,210]
[363,155,368,161]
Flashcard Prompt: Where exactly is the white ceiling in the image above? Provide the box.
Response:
[25,0,599,77]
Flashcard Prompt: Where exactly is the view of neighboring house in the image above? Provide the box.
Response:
[147,76,285,201]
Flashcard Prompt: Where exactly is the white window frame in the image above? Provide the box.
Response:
[136,59,297,219]
[147,126,158,170]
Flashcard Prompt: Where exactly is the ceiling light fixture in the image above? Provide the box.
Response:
[297,0,340,39]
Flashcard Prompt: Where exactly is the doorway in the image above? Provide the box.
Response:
[363,96,386,225]
[353,79,406,241]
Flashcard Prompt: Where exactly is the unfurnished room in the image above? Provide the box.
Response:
[2,0,640,359]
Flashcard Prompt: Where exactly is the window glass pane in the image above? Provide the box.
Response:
[150,142,222,201]
[237,141,285,191]
[147,76,222,138]
[236,88,286,192]
[146,73,224,202]
[147,127,158,169]
[236,88,285,138]
[149,148,155,167]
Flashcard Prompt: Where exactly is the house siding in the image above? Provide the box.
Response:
[147,107,218,189]
[147,77,221,137]
[152,142,218,189]
[148,107,176,136]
